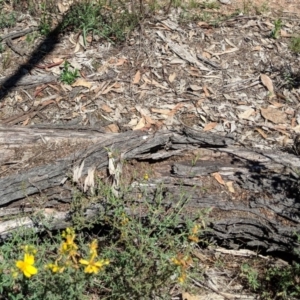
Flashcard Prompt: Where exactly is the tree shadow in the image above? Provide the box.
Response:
[0,19,62,100]
[0,1,142,101]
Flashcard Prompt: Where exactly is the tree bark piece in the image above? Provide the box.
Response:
[0,126,299,255]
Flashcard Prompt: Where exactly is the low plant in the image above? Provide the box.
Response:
[0,10,16,29]
[289,35,300,54]
[241,0,268,15]
[0,227,109,299]
[263,263,300,299]
[26,32,39,45]
[60,0,139,44]
[0,42,4,53]
[260,233,300,299]
[270,19,282,39]
[87,181,208,298]
[39,2,52,35]
[0,180,208,299]
[240,263,260,291]
[2,51,12,70]
[200,0,220,10]
[60,61,80,85]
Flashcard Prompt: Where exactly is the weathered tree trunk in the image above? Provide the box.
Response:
[1,124,300,255]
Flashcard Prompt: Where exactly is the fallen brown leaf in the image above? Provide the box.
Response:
[203,122,217,131]
[169,72,176,82]
[182,292,200,300]
[167,103,184,116]
[226,181,235,193]
[72,78,92,89]
[212,172,225,185]
[151,108,171,115]
[260,74,274,96]
[101,104,113,113]
[252,45,262,51]
[238,108,255,120]
[105,124,119,133]
[203,85,210,97]
[133,70,141,84]
[116,58,127,66]
[261,107,286,124]
[133,117,146,130]
[190,84,202,91]
[256,127,268,139]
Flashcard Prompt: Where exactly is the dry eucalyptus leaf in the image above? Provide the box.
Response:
[72,78,92,89]
[167,103,184,116]
[74,43,82,53]
[133,117,146,130]
[212,172,225,185]
[132,70,141,84]
[281,30,292,37]
[189,84,202,91]
[292,125,300,133]
[226,181,235,193]
[181,292,200,300]
[101,104,113,113]
[127,118,138,126]
[252,45,262,51]
[151,108,171,115]
[84,166,95,193]
[260,74,274,95]
[105,124,119,133]
[203,122,217,131]
[169,72,176,82]
[261,107,286,124]
[197,21,210,27]
[203,85,210,97]
[256,127,268,139]
[238,108,255,120]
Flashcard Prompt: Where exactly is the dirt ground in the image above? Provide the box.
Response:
[0,0,300,299]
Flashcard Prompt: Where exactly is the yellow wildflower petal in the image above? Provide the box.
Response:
[94,259,109,267]
[90,239,98,251]
[171,257,181,265]
[16,253,38,278]
[84,265,95,274]
[79,259,89,265]
[25,253,34,264]
[23,265,38,278]
[178,272,186,283]
[16,261,25,270]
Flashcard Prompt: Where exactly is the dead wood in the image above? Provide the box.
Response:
[0,74,56,88]
[0,125,300,255]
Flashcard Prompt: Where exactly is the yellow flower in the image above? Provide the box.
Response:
[61,227,76,239]
[46,263,65,273]
[16,253,38,278]
[60,231,79,263]
[143,173,149,180]
[171,254,192,268]
[62,228,76,245]
[89,239,98,256]
[60,241,78,253]
[191,224,201,235]
[120,213,129,226]
[171,257,181,266]
[178,272,186,283]
[188,235,199,243]
[79,258,109,274]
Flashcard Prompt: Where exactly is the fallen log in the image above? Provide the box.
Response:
[0,124,300,255]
